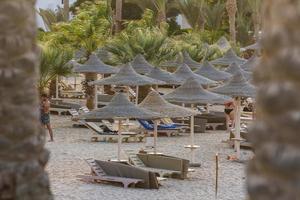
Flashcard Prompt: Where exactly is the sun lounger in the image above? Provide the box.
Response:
[138,120,182,137]
[125,150,190,179]
[83,121,145,143]
[77,159,158,188]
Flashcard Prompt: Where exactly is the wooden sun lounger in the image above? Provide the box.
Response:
[84,121,145,143]
[77,159,144,188]
[125,150,183,179]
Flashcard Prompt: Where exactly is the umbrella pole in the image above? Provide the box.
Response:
[234,97,241,159]
[215,153,219,199]
[135,86,139,105]
[154,120,158,154]
[190,104,195,163]
[56,76,59,99]
[94,85,98,109]
[206,103,210,113]
[117,119,122,161]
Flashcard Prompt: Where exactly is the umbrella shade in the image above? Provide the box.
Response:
[240,55,260,72]
[182,51,202,68]
[194,61,232,82]
[160,55,182,68]
[130,54,154,74]
[146,67,181,85]
[79,93,164,120]
[211,70,256,98]
[164,78,230,104]
[242,41,262,51]
[173,64,216,86]
[225,62,252,81]
[211,48,246,66]
[139,90,199,118]
[89,63,166,86]
[73,53,118,74]
[215,36,231,51]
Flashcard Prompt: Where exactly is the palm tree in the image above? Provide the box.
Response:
[115,0,123,33]
[247,0,262,39]
[177,0,207,31]
[0,0,52,199]
[247,1,300,199]
[63,0,70,20]
[226,0,237,44]
[38,46,73,96]
[37,6,67,31]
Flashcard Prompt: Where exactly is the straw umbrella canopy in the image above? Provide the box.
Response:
[240,55,260,72]
[73,53,118,74]
[160,55,182,68]
[89,63,166,104]
[173,64,216,86]
[73,53,119,108]
[194,61,232,82]
[215,36,231,51]
[182,51,202,69]
[211,48,246,66]
[225,62,252,81]
[211,71,255,159]
[164,78,229,166]
[241,41,262,51]
[139,90,199,154]
[130,54,154,74]
[79,92,164,161]
[146,67,181,85]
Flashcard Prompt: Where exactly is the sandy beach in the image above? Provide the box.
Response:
[45,114,252,200]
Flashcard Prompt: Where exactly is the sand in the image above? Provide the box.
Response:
[46,115,252,200]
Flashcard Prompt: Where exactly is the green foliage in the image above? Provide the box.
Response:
[38,45,73,92]
[37,6,67,31]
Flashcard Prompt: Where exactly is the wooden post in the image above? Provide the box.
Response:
[215,153,219,199]
[234,97,241,159]
[153,120,158,154]
[190,104,195,163]
[117,119,122,161]
[135,85,139,105]
[56,76,59,99]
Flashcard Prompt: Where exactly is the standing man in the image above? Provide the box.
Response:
[40,94,54,142]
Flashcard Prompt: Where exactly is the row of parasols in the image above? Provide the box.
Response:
[72,48,258,162]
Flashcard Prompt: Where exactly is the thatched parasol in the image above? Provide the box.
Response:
[73,53,118,74]
[139,90,199,154]
[73,53,118,108]
[194,61,232,82]
[182,51,202,68]
[224,62,252,81]
[130,54,154,74]
[211,48,246,66]
[215,36,231,51]
[79,93,163,161]
[89,63,165,104]
[164,78,229,166]
[211,71,255,159]
[240,55,260,72]
[146,67,181,85]
[173,64,217,86]
[160,55,182,68]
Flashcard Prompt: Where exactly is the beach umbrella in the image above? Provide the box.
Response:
[182,51,202,69]
[164,78,229,166]
[79,93,163,161]
[146,67,181,86]
[160,54,182,68]
[225,62,252,81]
[73,53,119,108]
[211,71,255,159]
[130,54,154,74]
[211,48,246,66]
[240,55,260,72]
[194,61,232,82]
[241,40,262,52]
[215,36,231,52]
[89,63,166,104]
[173,64,217,86]
[139,91,200,154]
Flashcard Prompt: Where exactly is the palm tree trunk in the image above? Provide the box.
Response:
[247,1,300,199]
[115,0,123,33]
[63,0,70,21]
[85,73,97,109]
[0,0,52,199]
[226,0,237,44]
